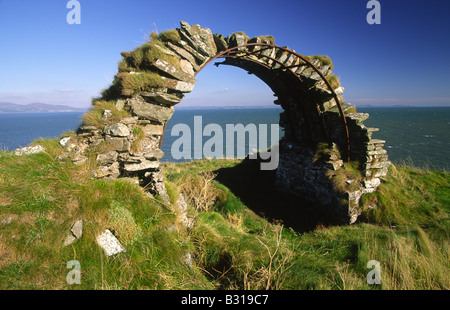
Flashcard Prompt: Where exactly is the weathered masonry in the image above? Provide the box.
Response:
[66,21,390,224]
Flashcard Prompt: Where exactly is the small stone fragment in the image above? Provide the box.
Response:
[63,234,77,247]
[71,220,83,239]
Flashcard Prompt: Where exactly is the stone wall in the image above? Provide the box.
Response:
[276,106,390,224]
[63,21,389,224]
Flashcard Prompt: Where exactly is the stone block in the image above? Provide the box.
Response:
[176,40,208,64]
[123,159,160,172]
[105,123,130,137]
[96,151,118,165]
[213,33,228,52]
[102,109,112,122]
[77,125,98,132]
[162,76,196,93]
[179,59,195,76]
[152,59,196,83]
[121,117,138,125]
[179,21,217,57]
[140,91,183,106]
[137,137,160,153]
[116,99,126,111]
[143,149,164,160]
[95,162,120,178]
[346,113,370,124]
[120,153,142,163]
[105,136,131,152]
[166,42,201,70]
[142,124,164,136]
[96,229,126,256]
[128,96,175,122]
[228,32,248,51]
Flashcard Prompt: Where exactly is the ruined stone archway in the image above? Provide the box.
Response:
[70,21,390,224]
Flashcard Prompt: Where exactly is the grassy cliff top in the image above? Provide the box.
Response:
[0,138,448,290]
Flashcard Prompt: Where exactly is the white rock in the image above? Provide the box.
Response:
[105,123,130,137]
[102,110,112,121]
[182,252,193,269]
[14,145,45,156]
[60,137,71,147]
[364,178,381,189]
[60,137,76,151]
[96,229,126,256]
[334,86,345,95]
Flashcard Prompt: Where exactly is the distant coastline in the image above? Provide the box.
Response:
[1,102,449,113]
[0,102,86,113]
[175,105,283,110]
[176,104,450,110]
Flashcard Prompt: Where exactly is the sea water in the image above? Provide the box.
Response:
[0,107,448,171]
[0,112,84,150]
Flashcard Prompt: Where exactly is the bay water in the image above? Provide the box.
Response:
[0,107,448,171]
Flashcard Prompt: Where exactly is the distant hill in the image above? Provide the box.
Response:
[0,102,86,113]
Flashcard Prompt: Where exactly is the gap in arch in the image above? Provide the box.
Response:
[160,64,338,232]
[161,64,283,162]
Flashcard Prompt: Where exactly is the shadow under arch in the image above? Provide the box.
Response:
[213,155,342,233]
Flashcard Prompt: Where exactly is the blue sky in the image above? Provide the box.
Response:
[0,0,449,108]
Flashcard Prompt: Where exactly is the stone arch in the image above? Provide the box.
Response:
[71,21,390,224]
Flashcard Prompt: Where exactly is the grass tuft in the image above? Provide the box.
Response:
[81,100,131,128]
[159,29,182,44]
[115,71,165,96]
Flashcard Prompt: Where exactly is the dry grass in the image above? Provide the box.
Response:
[115,71,165,96]
[130,126,145,153]
[359,226,449,290]
[82,100,131,128]
[180,171,220,212]
[121,38,180,72]
[326,161,363,193]
[159,29,182,44]
[304,55,334,71]
[325,73,340,89]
